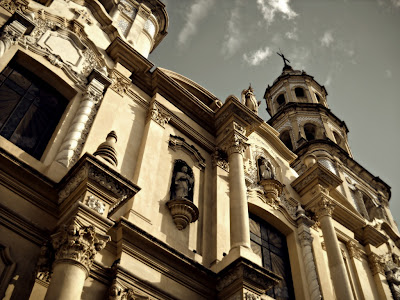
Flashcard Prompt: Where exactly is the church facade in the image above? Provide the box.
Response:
[0,0,399,299]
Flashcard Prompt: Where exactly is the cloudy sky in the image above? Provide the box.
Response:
[150,0,400,225]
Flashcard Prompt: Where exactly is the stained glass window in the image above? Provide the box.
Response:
[0,61,68,160]
[250,214,295,299]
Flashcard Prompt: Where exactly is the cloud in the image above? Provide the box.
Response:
[320,31,334,47]
[285,27,298,40]
[221,1,243,57]
[325,74,333,86]
[385,69,393,78]
[178,0,215,46]
[289,46,311,69]
[257,0,298,24]
[243,46,273,66]
[377,0,400,7]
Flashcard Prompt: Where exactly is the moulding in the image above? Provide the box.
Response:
[168,135,206,170]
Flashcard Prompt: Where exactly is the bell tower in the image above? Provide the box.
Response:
[264,56,352,175]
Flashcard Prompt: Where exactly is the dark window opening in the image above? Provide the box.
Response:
[333,132,342,147]
[280,131,293,151]
[304,123,317,141]
[295,87,305,98]
[0,61,68,160]
[276,94,285,108]
[315,93,321,103]
[250,214,296,300]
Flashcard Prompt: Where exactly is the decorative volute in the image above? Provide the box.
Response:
[94,131,118,166]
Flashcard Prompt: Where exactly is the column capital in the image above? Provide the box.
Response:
[346,240,362,261]
[147,100,171,128]
[368,253,385,276]
[51,221,110,276]
[219,121,249,156]
[313,197,335,218]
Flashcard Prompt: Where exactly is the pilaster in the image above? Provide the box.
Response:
[366,249,393,300]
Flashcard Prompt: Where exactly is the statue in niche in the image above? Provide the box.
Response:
[241,85,261,114]
[258,157,275,181]
[170,160,194,202]
[386,265,400,300]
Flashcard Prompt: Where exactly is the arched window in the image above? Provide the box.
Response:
[280,131,293,151]
[0,60,68,160]
[304,123,317,141]
[276,94,286,110]
[250,214,295,299]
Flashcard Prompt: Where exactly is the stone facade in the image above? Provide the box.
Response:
[0,1,399,300]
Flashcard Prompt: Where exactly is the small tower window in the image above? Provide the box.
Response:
[295,87,306,102]
[304,123,317,141]
[276,94,285,109]
[315,93,322,103]
[333,132,343,147]
[280,131,293,151]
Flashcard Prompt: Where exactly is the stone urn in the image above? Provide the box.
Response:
[259,179,284,208]
[166,198,199,230]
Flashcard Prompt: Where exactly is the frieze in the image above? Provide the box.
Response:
[84,195,106,214]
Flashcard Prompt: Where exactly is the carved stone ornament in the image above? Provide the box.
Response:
[109,280,150,300]
[211,148,229,172]
[313,197,335,219]
[35,243,53,284]
[244,291,261,300]
[51,221,110,275]
[84,195,106,214]
[259,179,283,209]
[0,19,28,59]
[166,198,199,230]
[368,253,385,276]
[148,101,171,128]
[346,240,362,260]
[224,134,249,156]
[109,68,131,96]
[93,131,119,167]
[0,0,29,14]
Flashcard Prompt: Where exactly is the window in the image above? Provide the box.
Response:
[280,131,293,151]
[304,123,317,141]
[295,87,306,102]
[0,61,68,160]
[250,214,295,299]
[315,93,321,103]
[333,132,343,148]
[276,94,286,110]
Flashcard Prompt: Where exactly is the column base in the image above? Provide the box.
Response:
[211,245,262,273]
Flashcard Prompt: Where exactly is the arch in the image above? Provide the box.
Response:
[315,93,322,103]
[294,86,308,102]
[304,123,317,141]
[279,130,293,151]
[333,131,344,148]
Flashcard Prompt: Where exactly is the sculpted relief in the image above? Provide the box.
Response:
[170,160,194,202]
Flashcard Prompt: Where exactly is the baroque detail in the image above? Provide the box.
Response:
[148,101,171,128]
[0,20,28,59]
[110,69,131,96]
[346,240,362,260]
[84,195,106,215]
[0,0,28,14]
[368,253,385,275]
[166,199,199,230]
[223,134,248,156]
[212,148,229,172]
[109,280,151,300]
[259,179,283,209]
[244,291,260,300]
[35,243,53,284]
[51,221,110,275]
[94,131,118,167]
[168,135,206,170]
[386,260,400,300]
[55,78,106,167]
[313,197,335,218]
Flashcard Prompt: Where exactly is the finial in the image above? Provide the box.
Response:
[93,131,118,166]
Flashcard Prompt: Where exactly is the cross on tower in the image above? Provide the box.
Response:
[277,50,290,67]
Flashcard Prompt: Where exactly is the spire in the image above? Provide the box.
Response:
[93,131,118,166]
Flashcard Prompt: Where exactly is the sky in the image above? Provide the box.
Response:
[149,0,400,226]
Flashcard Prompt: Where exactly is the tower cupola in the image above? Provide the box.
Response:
[264,55,351,157]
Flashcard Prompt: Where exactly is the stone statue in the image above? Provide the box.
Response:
[259,158,275,180]
[386,265,400,300]
[241,85,261,114]
[171,162,194,201]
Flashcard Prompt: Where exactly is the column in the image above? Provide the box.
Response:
[297,215,322,300]
[313,197,354,300]
[0,19,28,58]
[44,222,110,300]
[224,135,250,250]
[55,73,109,168]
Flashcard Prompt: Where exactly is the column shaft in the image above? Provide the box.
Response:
[319,214,354,300]
[228,151,250,250]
